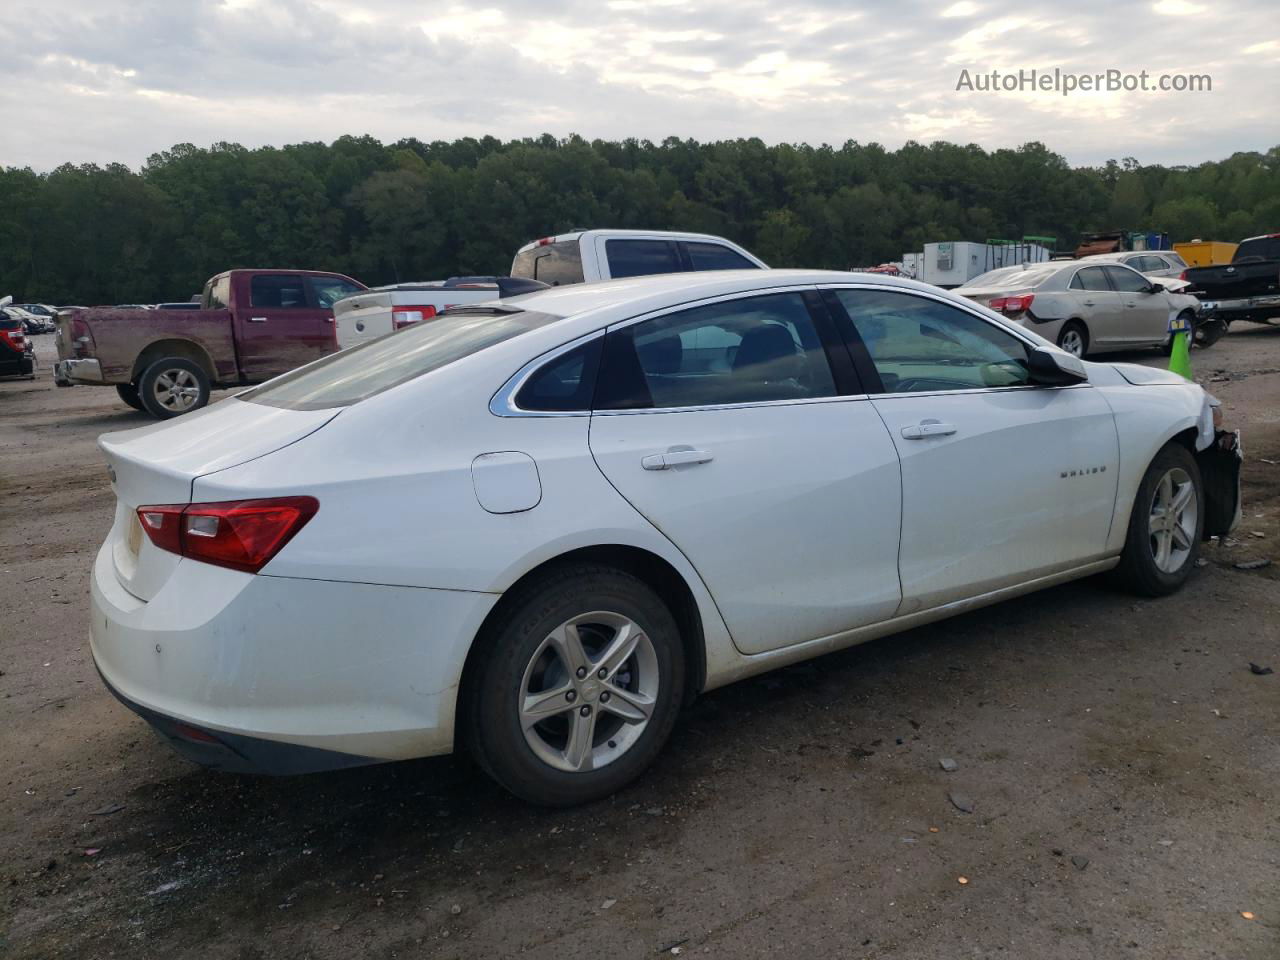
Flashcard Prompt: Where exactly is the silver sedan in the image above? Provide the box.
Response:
[957,261,1202,358]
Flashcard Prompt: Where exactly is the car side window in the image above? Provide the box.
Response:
[834,289,1031,393]
[1070,267,1111,292]
[684,242,758,271]
[309,276,363,309]
[595,293,836,410]
[514,339,602,412]
[1105,266,1150,293]
[606,239,683,279]
[251,275,309,308]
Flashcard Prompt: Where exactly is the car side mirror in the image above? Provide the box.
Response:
[1026,346,1088,386]
[1146,282,1164,294]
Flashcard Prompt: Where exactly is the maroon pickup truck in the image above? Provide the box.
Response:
[54,268,365,418]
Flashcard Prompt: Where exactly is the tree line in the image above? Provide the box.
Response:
[1,134,1277,305]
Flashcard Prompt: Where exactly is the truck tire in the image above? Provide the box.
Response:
[115,383,145,411]
[1193,314,1225,349]
[138,358,211,419]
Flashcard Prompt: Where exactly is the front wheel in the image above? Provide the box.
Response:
[464,564,685,806]
[1113,443,1204,596]
[1057,321,1089,358]
[138,358,210,419]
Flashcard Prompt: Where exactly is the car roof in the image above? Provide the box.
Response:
[515,229,754,255]
[506,268,942,320]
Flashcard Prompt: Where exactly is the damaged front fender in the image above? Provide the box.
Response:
[1198,430,1242,539]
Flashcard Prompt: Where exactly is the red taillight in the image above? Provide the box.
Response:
[1,329,26,350]
[1003,294,1035,314]
[391,305,438,329]
[136,497,318,573]
[989,297,1007,311]
[1179,269,1187,281]
[537,236,554,246]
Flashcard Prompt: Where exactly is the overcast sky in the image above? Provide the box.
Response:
[1,0,1276,171]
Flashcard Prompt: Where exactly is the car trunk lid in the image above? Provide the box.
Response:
[98,398,339,601]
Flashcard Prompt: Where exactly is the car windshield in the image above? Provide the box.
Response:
[242,308,563,410]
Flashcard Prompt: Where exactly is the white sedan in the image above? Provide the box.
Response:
[90,270,1240,805]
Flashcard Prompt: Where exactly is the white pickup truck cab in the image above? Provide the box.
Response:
[510,229,766,286]
[335,230,766,350]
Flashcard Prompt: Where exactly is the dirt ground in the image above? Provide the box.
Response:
[1,329,1277,960]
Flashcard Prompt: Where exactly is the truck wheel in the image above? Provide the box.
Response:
[138,358,210,419]
[115,383,145,411]
[1193,314,1225,349]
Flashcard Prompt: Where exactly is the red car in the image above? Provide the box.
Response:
[54,269,365,417]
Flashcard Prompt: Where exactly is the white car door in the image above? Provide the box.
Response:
[588,289,903,655]
[830,287,1120,613]
[1104,265,1170,345]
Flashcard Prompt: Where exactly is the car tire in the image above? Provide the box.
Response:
[138,358,211,419]
[115,382,145,411]
[1057,321,1089,358]
[464,563,685,806]
[1113,442,1204,597]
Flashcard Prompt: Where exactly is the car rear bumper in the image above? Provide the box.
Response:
[89,540,499,773]
[1199,294,1280,316]
[54,357,104,385]
[1,352,33,376]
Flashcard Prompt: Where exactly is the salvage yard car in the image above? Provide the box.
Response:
[957,260,1218,357]
[90,270,1240,806]
[0,308,35,378]
[54,269,366,418]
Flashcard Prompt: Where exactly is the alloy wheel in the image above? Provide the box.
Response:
[152,368,201,412]
[1059,329,1085,357]
[1148,467,1197,573]
[518,611,659,773]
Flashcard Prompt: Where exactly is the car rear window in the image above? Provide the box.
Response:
[0,315,19,330]
[242,308,563,410]
[511,241,586,286]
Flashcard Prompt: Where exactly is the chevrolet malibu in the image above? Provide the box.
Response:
[91,270,1240,806]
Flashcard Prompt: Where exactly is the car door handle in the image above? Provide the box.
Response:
[641,448,714,470]
[248,316,268,323]
[901,420,956,440]
[1080,300,1096,306]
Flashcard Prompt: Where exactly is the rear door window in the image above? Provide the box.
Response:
[251,275,310,308]
[683,242,758,271]
[605,239,683,279]
[1070,267,1112,292]
[595,293,836,409]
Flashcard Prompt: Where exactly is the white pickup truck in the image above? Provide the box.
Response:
[335,229,766,348]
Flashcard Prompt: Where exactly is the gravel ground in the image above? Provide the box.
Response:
[2,330,1277,959]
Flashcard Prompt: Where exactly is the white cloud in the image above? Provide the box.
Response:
[0,0,1272,170]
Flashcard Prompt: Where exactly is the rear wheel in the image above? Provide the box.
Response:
[115,382,145,411]
[138,358,210,419]
[1057,321,1089,358]
[1113,443,1204,596]
[464,564,685,806]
